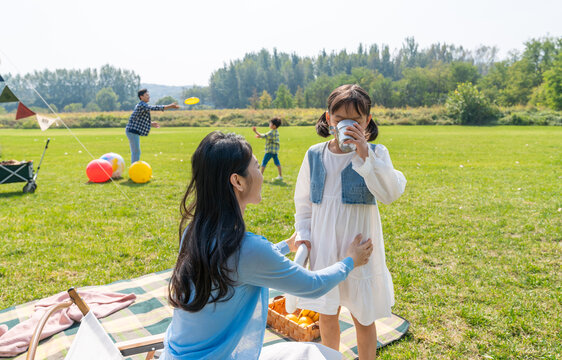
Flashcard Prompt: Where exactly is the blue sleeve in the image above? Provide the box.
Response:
[273,241,290,255]
[238,234,354,298]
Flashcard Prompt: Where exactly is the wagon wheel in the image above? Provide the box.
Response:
[23,181,37,193]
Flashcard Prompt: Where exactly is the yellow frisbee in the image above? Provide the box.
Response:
[184,97,200,105]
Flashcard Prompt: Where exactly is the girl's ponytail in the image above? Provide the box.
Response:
[365,118,379,141]
[315,112,330,138]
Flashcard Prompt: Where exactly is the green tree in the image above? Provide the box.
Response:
[182,85,211,105]
[200,36,561,109]
[349,67,378,94]
[543,52,562,110]
[156,96,178,105]
[0,106,6,114]
[500,58,536,105]
[371,75,396,107]
[5,65,139,110]
[99,64,140,105]
[400,63,453,106]
[272,84,294,108]
[521,37,560,83]
[259,90,272,109]
[85,102,101,112]
[63,103,84,112]
[450,62,479,85]
[478,61,510,103]
[528,84,548,107]
[248,89,260,109]
[294,86,305,108]
[446,82,500,125]
[304,75,337,108]
[96,87,120,111]
[120,99,137,111]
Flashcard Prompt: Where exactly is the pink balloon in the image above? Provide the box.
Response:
[86,159,113,183]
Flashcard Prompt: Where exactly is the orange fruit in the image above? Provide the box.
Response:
[286,314,299,323]
[298,316,314,327]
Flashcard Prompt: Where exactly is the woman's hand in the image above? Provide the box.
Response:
[345,234,373,267]
[285,232,298,252]
[344,123,369,160]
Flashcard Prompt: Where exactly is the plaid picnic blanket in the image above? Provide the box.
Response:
[0,270,409,360]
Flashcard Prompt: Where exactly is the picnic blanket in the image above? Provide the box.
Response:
[0,291,136,357]
[0,270,409,360]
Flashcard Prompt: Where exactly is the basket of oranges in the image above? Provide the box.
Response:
[267,295,320,342]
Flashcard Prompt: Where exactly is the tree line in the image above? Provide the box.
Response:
[0,65,140,113]
[1,36,560,114]
[184,36,561,111]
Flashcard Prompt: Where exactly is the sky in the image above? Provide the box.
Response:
[0,0,560,87]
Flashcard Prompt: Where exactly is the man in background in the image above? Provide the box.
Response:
[125,89,179,164]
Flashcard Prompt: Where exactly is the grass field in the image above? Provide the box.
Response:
[0,126,560,359]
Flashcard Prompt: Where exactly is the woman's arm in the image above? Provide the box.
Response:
[272,232,296,256]
[352,144,406,204]
[238,234,372,298]
[238,235,354,298]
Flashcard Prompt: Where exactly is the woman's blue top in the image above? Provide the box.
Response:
[162,232,354,360]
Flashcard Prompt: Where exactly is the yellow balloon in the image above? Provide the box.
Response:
[129,161,152,183]
[184,97,200,105]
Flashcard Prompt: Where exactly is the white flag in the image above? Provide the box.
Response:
[36,114,57,131]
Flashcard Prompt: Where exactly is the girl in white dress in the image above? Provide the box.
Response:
[294,84,406,359]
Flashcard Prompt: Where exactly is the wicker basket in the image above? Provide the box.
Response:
[267,295,320,342]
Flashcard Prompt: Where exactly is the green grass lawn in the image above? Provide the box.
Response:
[0,126,560,359]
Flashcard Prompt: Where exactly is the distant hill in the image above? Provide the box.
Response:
[141,83,192,103]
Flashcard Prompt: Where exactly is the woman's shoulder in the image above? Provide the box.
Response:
[238,232,281,270]
[244,231,267,239]
[243,231,266,242]
[241,232,271,252]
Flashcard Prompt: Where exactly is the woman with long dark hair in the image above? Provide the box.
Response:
[161,131,373,360]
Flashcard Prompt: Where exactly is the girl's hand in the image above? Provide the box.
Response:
[285,232,311,253]
[295,240,311,253]
[252,126,257,131]
[345,234,373,267]
[344,123,369,160]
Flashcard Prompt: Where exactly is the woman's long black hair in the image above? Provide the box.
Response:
[168,131,253,312]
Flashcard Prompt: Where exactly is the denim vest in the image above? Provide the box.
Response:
[308,142,377,205]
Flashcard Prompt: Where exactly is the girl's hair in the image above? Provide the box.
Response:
[168,131,253,312]
[316,84,378,141]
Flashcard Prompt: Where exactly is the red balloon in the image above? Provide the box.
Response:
[86,159,113,183]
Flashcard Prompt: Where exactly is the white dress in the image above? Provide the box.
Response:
[294,142,406,325]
